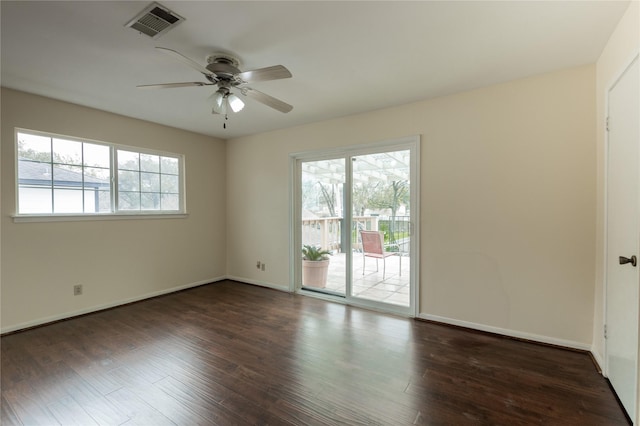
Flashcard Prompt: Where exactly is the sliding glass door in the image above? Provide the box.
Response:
[351,150,411,307]
[292,137,419,316]
[300,158,346,296]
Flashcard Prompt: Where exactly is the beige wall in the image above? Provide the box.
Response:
[593,2,640,366]
[226,65,597,348]
[1,88,227,332]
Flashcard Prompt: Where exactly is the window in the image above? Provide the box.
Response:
[117,150,180,211]
[16,129,184,216]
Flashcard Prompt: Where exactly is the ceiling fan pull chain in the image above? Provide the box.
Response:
[223,114,228,129]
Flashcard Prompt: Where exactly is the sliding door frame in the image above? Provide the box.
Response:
[289,135,420,317]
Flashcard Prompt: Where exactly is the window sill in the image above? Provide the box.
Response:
[12,213,189,223]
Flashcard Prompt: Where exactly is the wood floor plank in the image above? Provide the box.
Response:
[53,368,130,425]
[1,394,23,426]
[3,383,61,426]
[47,395,101,426]
[127,381,211,425]
[104,387,176,426]
[153,375,247,425]
[1,280,630,425]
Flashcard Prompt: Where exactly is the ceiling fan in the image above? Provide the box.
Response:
[138,47,293,116]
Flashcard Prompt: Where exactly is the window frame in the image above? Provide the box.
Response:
[14,128,187,222]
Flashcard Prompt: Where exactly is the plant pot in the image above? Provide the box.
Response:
[302,259,330,288]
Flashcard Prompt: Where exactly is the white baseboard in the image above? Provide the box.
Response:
[590,347,605,374]
[1,276,226,334]
[418,313,591,352]
[225,275,289,292]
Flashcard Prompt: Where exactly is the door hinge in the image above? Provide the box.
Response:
[606,116,610,132]
[604,324,607,339]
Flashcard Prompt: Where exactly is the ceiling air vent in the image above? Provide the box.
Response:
[126,2,184,39]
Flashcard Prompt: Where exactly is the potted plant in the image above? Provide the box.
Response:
[302,245,331,288]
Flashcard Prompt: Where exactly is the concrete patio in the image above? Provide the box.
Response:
[308,251,410,306]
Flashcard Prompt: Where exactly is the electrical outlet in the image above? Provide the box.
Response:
[256,261,261,269]
[261,263,265,271]
[73,284,83,296]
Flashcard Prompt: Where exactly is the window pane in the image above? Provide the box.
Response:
[141,172,160,192]
[84,143,110,168]
[140,154,159,173]
[54,165,83,185]
[54,189,84,213]
[118,170,139,192]
[18,160,52,184]
[161,156,179,175]
[82,188,111,213]
[141,192,160,210]
[161,193,179,210]
[53,138,82,165]
[161,174,179,193]
[84,167,110,182]
[118,150,139,171]
[18,187,52,213]
[83,189,97,213]
[119,191,140,210]
[17,133,51,162]
[97,189,111,212]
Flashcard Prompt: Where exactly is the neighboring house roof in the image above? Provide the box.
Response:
[18,159,110,188]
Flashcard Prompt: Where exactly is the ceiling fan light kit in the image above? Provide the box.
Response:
[211,88,245,115]
[227,93,245,113]
[138,46,293,127]
[212,90,227,115]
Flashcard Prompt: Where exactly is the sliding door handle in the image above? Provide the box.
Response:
[619,255,637,267]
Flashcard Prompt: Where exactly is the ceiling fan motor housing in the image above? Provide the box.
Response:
[206,53,241,81]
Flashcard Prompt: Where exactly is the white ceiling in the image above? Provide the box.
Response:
[1,1,631,140]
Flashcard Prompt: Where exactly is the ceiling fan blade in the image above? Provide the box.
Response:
[237,65,292,83]
[156,47,212,76]
[137,82,214,89]
[242,87,293,113]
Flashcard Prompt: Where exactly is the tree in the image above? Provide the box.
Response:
[318,181,337,217]
[367,180,408,244]
[352,183,374,217]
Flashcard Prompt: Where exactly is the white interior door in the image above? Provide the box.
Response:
[605,56,639,422]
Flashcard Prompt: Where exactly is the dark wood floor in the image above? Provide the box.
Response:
[1,280,629,425]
